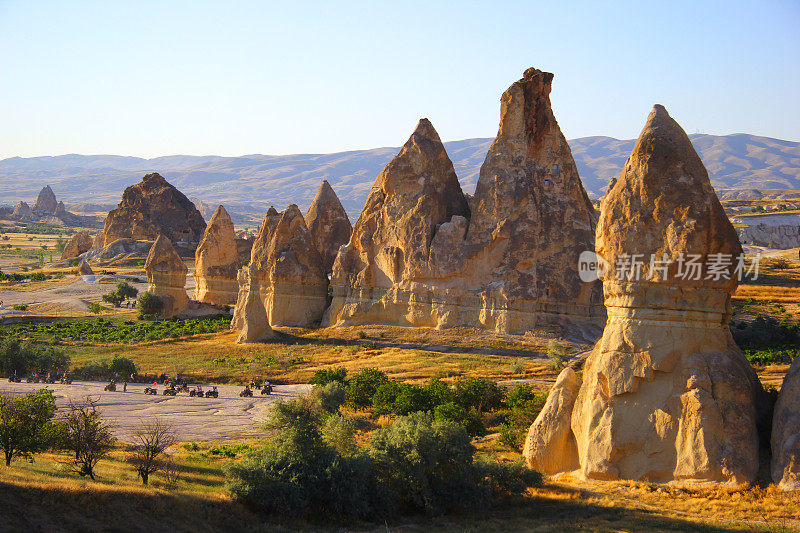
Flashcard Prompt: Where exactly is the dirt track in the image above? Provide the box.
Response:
[0,380,311,443]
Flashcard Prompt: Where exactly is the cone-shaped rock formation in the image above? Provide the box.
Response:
[194,205,239,305]
[524,105,766,484]
[772,356,800,491]
[233,205,327,327]
[77,260,94,276]
[33,185,58,215]
[234,264,276,343]
[144,235,189,318]
[327,70,603,333]
[101,173,206,250]
[305,180,352,274]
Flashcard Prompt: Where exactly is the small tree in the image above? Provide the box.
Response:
[128,419,176,485]
[115,281,139,301]
[101,291,124,307]
[136,291,163,320]
[61,399,114,480]
[0,389,60,466]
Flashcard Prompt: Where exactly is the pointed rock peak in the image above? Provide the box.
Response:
[597,105,741,287]
[145,234,185,270]
[400,118,448,160]
[310,180,341,206]
[266,206,279,216]
[141,172,169,186]
[209,205,232,226]
[34,185,58,213]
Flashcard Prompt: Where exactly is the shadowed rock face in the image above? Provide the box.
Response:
[524,105,766,484]
[773,356,800,491]
[60,231,95,261]
[327,70,603,334]
[194,205,239,306]
[144,234,189,318]
[234,205,327,327]
[101,173,206,251]
[234,264,275,343]
[305,180,352,274]
[33,185,58,214]
[12,201,32,220]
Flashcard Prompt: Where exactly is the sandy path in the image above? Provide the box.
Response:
[0,380,311,443]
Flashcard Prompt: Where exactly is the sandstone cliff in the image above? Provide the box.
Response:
[144,234,189,318]
[33,185,58,215]
[305,180,352,274]
[194,205,239,306]
[234,264,276,343]
[523,105,766,484]
[60,231,95,261]
[100,173,206,251]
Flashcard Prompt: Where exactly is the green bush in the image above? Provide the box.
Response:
[732,314,800,349]
[309,382,347,414]
[367,412,488,515]
[346,368,389,410]
[321,414,358,455]
[453,377,505,414]
[136,291,164,320]
[0,339,70,377]
[498,384,547,451]
[0,389,61,465]
[71,356,138,380]
[473,458,543,496]
[433,402,485,437]
[309,367,347,386]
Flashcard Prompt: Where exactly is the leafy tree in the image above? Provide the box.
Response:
[0,389,60,466]
[309,367,347,386]
[136,291,163,320]
[346,368,389,410]
[101,292,124,307]
[61,399,114,480]
[0,339,70,377]
[309,381,347,414]
[115,281,138,301]
[453,377,505,414]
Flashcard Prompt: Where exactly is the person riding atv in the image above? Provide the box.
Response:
[60,373,72,384]
[205,386,219,398]
[163,384,177,396]
[261,382,273,395]
[239,385,253,397]
[104,380,116,392]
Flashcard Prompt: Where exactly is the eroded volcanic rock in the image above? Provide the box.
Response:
[233,264,275,343]
[773,356,800,491]
[144,234,189,318]
[12,201,33,220]
[234,205,327,327]
[194,205,239,306]
[524,105,766,484]
[60,231,95,261]
[327,70,603,334]
[77,260,94,276]
[305,180,352,274]
[100,173,206,251]
[33,185,58,215]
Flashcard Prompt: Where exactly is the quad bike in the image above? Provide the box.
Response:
[239,388,253,398]
[189,388,205,397]
[144,387,158,395]
[104,382,116,392]
[27,375,40,383]
[163,388,178,396]
[44,376,56,384]
[8,376,21,383]
[60,376,72,384]
[178,383,190,393]
[205,389,219,398]
[260,384,273,395]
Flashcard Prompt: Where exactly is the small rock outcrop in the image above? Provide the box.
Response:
[100,173,206,251]
[328,69,603,333]
[12,201,33,220]
[144,235,189,318]
[523,105,766,484]
[77,260,94,276]
[33,185,58,215]
[60,231,95,261]
[305,180,352,274]
[772,356,800,491]
[194,205,239,306]
[233,264,276,343]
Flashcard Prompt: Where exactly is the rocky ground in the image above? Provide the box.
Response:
[0,380,310,442]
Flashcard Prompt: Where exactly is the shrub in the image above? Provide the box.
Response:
[0,339,70,377]
[453,377,505,414]
[546,339,568,370]
[732,314,800,349]
[136,291,163,320]
[433,402,485,437]
[87,303,104,314]
[0,389,61,465]
[473,458,543,495]
[127,419,175,485]
[321,414,358,455]
[346,368,389,410]
[309,367,347,386]
[499,384,547,451]
[367,412,488,515]
[101,292,124,307]
[11,304,27,311]
[309,381,347,414]
[71,356,138,380]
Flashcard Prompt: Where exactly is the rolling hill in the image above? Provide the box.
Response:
[1,133,797,220]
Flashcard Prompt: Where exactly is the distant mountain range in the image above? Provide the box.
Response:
[1,133,798,220]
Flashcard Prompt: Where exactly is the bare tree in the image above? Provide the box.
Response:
[128,419,176,485]
[61,398,114,480]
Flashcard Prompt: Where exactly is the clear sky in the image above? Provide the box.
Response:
[1,0,798,160]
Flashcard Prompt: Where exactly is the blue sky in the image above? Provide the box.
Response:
[0,0,798,159]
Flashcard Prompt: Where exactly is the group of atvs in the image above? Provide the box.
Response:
[8,373,72,384]
[239,380,273,397]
